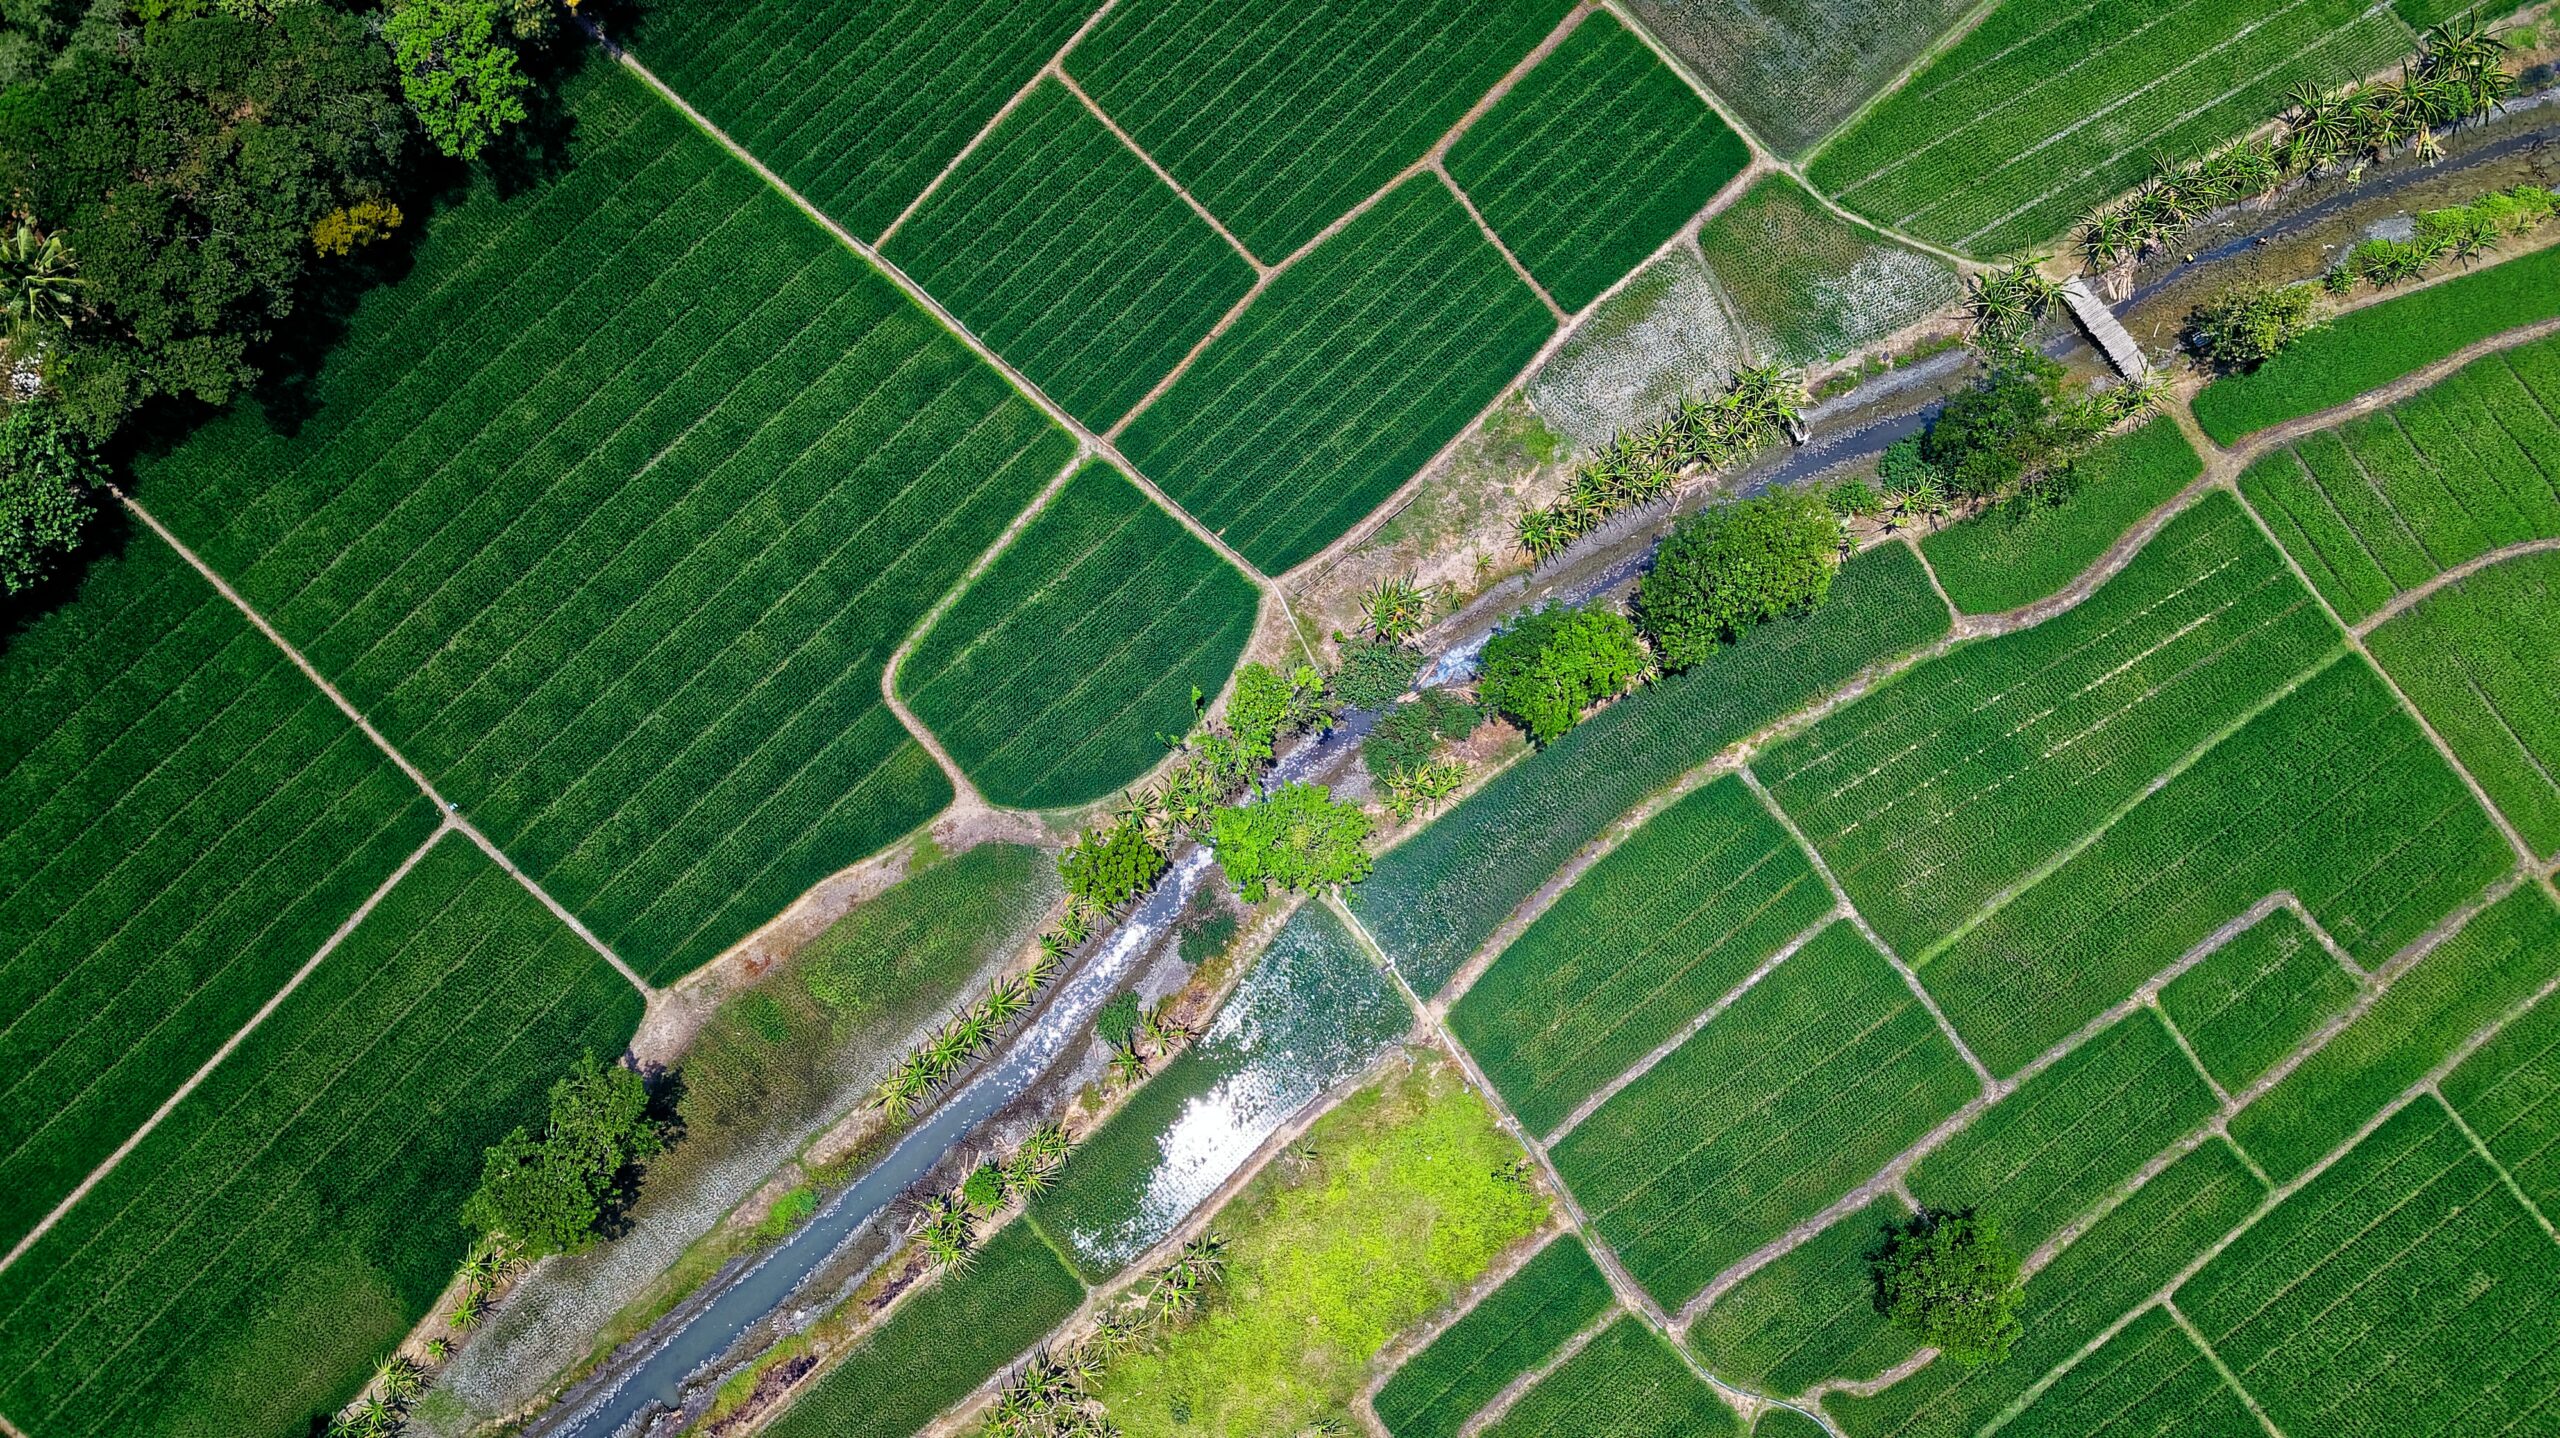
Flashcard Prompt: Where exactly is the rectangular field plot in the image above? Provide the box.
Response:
[620,0,1090,242]
[1352,545,1949,996]
[1920,655,2511,1076]
[1553,922,1978,1310]
[1615,0,1978,157]
[763,1220,1086,1438]
[1373,1235,1617,1438]
[1448,776,1835,1137]
[2445,985,2560,1221]
[1827,1139,2263,1438]
[1921,418,2205,616]
[133,59,1076,984]
[898,463,1259,809]
[2157,905,2361,1094]
[1693,177,1963,367]
[1443,11,1750,312]
[0,539,438,1251]
[880,79,1257,430]
[1117,176,1552,574]
[1482,1317,1742,1438]
[2230,885,2560,1182]
[2181,1100,2560,1438]
[1995,1306,2262,1438]
[2368,548,2560,858]
[0,833,643,1438]
[1066,0,1572,260]
[1685,1199,1917,1396]
[1762,494,2335,962]
[1907,1010,2218,1252]
[1807,0,2414,254]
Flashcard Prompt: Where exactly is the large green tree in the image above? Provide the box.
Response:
[383,0,529,161]
[1637,489,1841,671]
[1477,602,1645,743]
[1869,1207,2024,1366]
[464,1053,667,1257]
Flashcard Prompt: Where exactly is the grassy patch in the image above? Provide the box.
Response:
[1809,0,2414,254]
[0,833,644,1438]
[1615,0,1978,157]
[1092,1054,1547,1438]
[1351,543,1948,996]
[2368,548,2560,858]
[621,0,1090,241]
[134,57,1076,984]
[2230,885,2560,1182]
[1483,1317,1742,1438]
[1920,417,2204,614]
[1765,494,2336,962]
[1374,1234,1616,1438]
[2000,1306,2262,1438]
[1554,922,1977,1310]
[1067,0,1572,259]
[2444,984,2560,1220]
[2195,247,2560,443]
[764,1221,1087,1438]
[1695,176,1961,366]
[1686,1199,1918,1396]
[1117,176,1553,573]
[899,463,1260,808]
[1450,775,1832,1137]
[1445,11,1750,311]
[1527,248,1752,448]
[1922,655,2510,1076]
[0,538,437,1249]
[2157,906,2361,1094]
[880,80,1258,429]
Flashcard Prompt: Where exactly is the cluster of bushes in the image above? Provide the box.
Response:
[1869,353,2160,532]
[915,1122,1072,1270]
[2186,283,2329,372]
[1513,365,1804,563]
[2080,19,2517,269]
[2328,183,2555,290]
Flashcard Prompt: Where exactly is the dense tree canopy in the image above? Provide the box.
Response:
[1059,820,1168,911]
[464,1053,667,1257]
[0,400,96,592]
[384,0,528,161]
[1209,781,1372,903]
[1477,602,1645,743]
[2186,283,2325,372]
[1637,489,1840,671]
[1869,1207,2024,1366]
[1921,354,2067,498]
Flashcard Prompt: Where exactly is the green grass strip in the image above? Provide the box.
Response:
[1374,1235,1617,1438]
[1921,418,2204,614]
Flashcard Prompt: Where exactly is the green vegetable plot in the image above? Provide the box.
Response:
[2156,905,2361,1094]
[1999,1307,2263,1438]
[1484,1318,1742,1438]
[900,464,1259,809]
[1921,417,2205,615]
[2444,985,2560,1220]
[1694,176,1962,366]
[1374,1235,1618,1438]
[1614,0,1979,157]
[2367,549,2560,857]
[1686,1199,1917,1395]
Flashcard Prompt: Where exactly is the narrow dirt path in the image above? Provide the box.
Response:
[1436,161,1568,322]
[1055,66,1268,273]
[2351,534,2560,635]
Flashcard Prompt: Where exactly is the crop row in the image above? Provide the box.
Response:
[1484,1317,1740,1438]
[2444,974,2560,1220]
[136,61,1077,983]
[1449,775,1833,1137]
[1811,0,2413,252]
[1614,0,1979,158]
[1068,0,1571,260]
[1351,543,1950,996]
[2156,906,2361,1095]
[2180,1100,2560,1438]
[1763,494,2337,960]
[1373,1234,1617,1438]
[1444,11,1750,312]
[0,540,437,1251]
[1921,653,2510,1076]
[1553,922,1979,1310]
[1997,1306,2262,1438]
[624,0,1090,241]
[901,464,1260,810]
[0,834,645,1437]
[882,80,1258,430]
[1694,176,1963,367]
[1117,176,1553,574]
[2368,549,2560,857]
[1685,1198,1917,1396]
[1921,417,2205,616]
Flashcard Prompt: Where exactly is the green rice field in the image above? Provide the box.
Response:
[1920,418,2205,615]
[1116,176,1553,574]
[2155,906,2361,1094]
[2443,985,2560,1219]
[132,59,1075,985]
[1449,775,1833,1137]
[1372,1235,1617,1438]
[899,463,1260,809]
[1613,0,1978,157]
[1553,922,1978,1310]
[2366,549,2560,857]
[0,540,438,1250]
[1684,1199,1916,1395]
[1481,1318,1741,1438]
[879,79,1258,430]
[1808,0,2415,254]
[0,833,644,1437]
[1694,177,1963,366]
[1443,11,1750,312]
[1998,1306,2262,1438]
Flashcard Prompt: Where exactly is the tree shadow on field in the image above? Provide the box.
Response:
[0,500,139,661]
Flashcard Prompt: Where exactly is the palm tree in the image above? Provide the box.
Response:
[981,974,1032,1026]
[0,221,80,335]
[1107,1038,1146,1088]
[376,1355,426,1404]
[1515,506,1571,562]
[2283,81,2354,173]
[1358,575,1433,643]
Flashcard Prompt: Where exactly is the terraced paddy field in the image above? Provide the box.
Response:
[1480,1318,1739,1438]
[2367,549,2560,858]
[1694,177,1963,367]
[1613,0,1980,157]
[1372,1236,1616,1438]
[1920,417,2205,615]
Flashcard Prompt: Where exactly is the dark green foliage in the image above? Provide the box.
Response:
[383,0,529,160]
[464,1053,665,1257]
[1177,904,1239,967]
[1921,418,2203,614]
[2186,283,2326,372]
[1096,988,1145,1049]
[1482,1317,1743,1438]
[1478,602,1645,743]
[1877,437,1942,493]
[1118,176,1554,573]
[900,464,1257,809]
[0,834,644,1438]
[881,79,1256,428]
[1209,781,1373,903]
[1638,489,1841,670]
[1443,11,1751,310]
[960,1162,1005,1214]
[1374,1237,1616,1438]
[1060,821,1169,911]
[1922,354,2068,498]
[0,400,97,592]
[2195,243,2560,442]
[1227,660,1333,761]
[0,5,405,433]
[1363,689,1481,788]
[1869,1208,2024,1367]
[1333,638,1426,710]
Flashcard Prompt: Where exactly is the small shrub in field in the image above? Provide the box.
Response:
[1095,988,1144,1049]
[1638,488,1842,671]
[1868,1207,2024,1366]
[754,1184,819,1241]
[1877,436,1943,495]
[1333,638,1425,710]
[1826,479,1880,517]
[1227,661,1332,759]
[2185,284,2325,372]
[1059,821,1167,911]
[463,1054,666,1257]
[1922,355,2067,498]
[1177,905,1239,967]
[961,1163,1006,1214]
[1478,602,1646,743]
[1209,782,1373,902]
